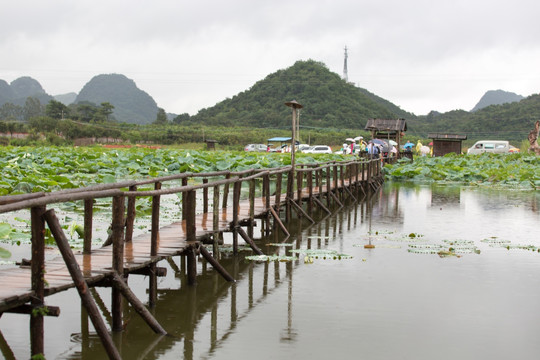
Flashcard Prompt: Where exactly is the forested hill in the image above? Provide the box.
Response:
[75,74,158,124]
[183,60,414,130]
[407,93,540,142]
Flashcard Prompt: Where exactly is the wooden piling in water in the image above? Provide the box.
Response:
[111,195,125,331]
[83,199,93,254]
[125,184,137,243]
[30,205,46,358]
[43,209,121,360]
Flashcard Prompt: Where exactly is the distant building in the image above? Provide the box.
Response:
[428,133,467,156]
[365,118,407,147]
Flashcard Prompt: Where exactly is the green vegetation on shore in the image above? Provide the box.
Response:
[0,146,347,196]
[384,153,540,189]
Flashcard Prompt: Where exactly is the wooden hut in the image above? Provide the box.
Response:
[365,118,407,148]
[428,133,467,156]
[205,139,218,150]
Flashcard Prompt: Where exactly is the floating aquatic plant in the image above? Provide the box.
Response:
[245,255,297,262]
[407,244,445,254]
[480,237,512,247]
[218,245,253,253]
[268,243,294,247]
[289,249,353,260]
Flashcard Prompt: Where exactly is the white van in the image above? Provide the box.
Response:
[467,140,510,155]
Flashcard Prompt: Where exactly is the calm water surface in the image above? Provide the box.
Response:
[2,183,539,359]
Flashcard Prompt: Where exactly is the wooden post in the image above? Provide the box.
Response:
[213,185,220,259]
[30,205,46,358]
[333,164,338,196]
[274,173,282,216]
[248,179,255,238]
[181,178,188,220]
[326,167,331,208]
[186,190,197,242]
[222,173,231,208]
[43,209,121,360]
[125,185,137,243]
[149,182,161,307]
[263,173,270,235]
[232,181,241,254]
[340,165,345,201]
[83,199,93,254]
[203,178,209,214]
[186,245,197,286]
[286,169,293,223]
[111,195,125,332]
[296,170,303,219]
[307,169,313,216]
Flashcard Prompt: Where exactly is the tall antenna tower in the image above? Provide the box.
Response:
[343,46,349,82]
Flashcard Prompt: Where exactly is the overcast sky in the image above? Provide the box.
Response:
[2,0,539,116]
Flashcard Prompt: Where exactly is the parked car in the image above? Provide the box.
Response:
[467,140,510,155]
[303,145,332,154]
[244,143,268,152]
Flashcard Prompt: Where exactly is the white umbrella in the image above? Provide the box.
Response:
[345,138,355,142]
[389,140,397,146]
[354,136,363,141]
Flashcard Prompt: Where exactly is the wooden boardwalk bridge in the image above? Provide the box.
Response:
[0,158,384,359]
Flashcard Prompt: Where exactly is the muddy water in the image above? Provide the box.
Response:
[1,183,540,359]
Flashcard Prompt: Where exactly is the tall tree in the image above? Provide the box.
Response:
[98,102,115,122]
[0,102,23,121]
[23,97,44,121]
[45,100,69,120]
[154,108,168,125]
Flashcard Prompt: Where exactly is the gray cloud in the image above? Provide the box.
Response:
[1,0,539,115]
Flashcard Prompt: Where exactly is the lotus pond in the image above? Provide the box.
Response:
[1,181,539,360]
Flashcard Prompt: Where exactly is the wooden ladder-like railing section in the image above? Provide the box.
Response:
[0,158,383,359]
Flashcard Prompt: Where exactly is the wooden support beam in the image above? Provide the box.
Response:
[313,196,331,215]
[330,190,344,209]
[198,245,235,282]
[343,183,358,202]
[237,227,264,255]
[268,205,290,237]
[288,198,315,224]
[43,209,121,360]
[110,273,168,335]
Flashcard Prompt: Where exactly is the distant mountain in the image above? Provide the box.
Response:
[186,60,414,129]
[471,90,524,112]
[0,76,53,107]
[54,92,77,105]
[75,74,159,124]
